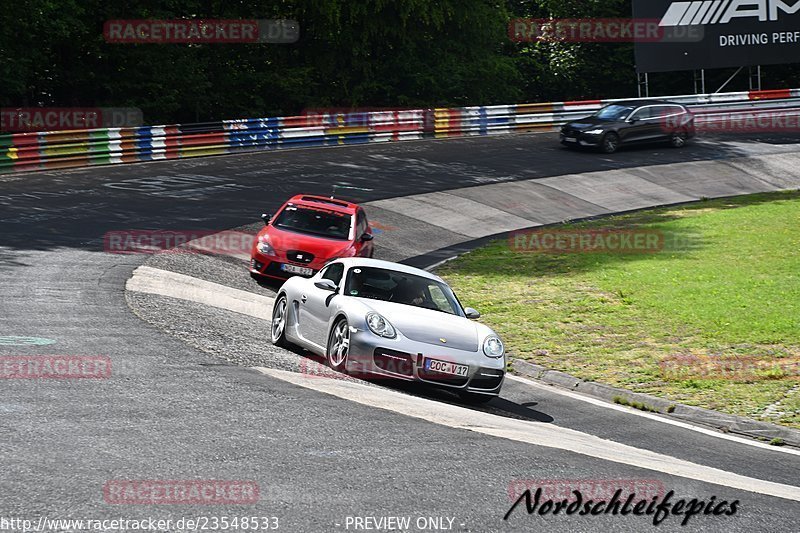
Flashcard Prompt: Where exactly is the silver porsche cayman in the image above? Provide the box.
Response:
[270,258,506,402]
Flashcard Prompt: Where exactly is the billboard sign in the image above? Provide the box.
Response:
[633,0,800,72]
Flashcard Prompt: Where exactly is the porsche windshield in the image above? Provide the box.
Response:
[592,104,635,121]
[273,205,351,239]
[344,267,463,316]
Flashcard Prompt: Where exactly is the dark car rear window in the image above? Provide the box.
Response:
[273,205,351,239]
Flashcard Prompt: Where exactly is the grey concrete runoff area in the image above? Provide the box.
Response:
[366,151,800,263]
[2,131,800,532]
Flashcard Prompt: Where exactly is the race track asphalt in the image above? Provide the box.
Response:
[1,131,799,532]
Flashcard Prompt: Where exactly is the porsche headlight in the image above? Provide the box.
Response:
[366,312,396,338]
[585,129,605,135]
[257,237,276,256]
[483,335,504,358]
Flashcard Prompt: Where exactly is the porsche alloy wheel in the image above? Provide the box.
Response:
[271,296,288,347]
[327,318,350,372]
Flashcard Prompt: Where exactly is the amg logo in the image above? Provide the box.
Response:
[659,0,800,26]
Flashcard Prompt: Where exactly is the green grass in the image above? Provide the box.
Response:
[439,191,800,428]
[612,396,660,413]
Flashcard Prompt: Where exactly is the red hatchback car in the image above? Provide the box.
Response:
[250,195,375,281]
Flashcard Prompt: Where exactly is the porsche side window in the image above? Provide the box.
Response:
[321,262,344,285]
[428,285,450,310]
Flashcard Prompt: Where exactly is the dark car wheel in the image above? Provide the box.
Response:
[601,132,620,154]
[270,295,289,348]
[327,317,350,373]
[458,391,495,405]
[669,131,688,148]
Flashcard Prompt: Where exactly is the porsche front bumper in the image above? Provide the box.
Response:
[344,328,506,396]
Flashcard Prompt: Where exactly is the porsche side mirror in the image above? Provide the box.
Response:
[628,117,639,124]
[361,233,374,242]
[464,307,481,319]
[314,279,338,292]
[261,213,271,226]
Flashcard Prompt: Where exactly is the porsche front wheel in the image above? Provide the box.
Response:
[271,295,289,347]
[327,318,350,372]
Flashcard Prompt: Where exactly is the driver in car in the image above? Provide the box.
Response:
[393,279,426,306]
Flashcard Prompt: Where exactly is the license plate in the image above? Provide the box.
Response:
[564,137,577,143]
[281,263,314,276]
[425,358,469,377]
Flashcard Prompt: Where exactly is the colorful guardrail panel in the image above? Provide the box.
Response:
[2,89,799,174]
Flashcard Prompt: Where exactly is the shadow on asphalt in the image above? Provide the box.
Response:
[386,381,555,423]
[558,132,800,156]
[252,275,285,291]
[282,348,555,424]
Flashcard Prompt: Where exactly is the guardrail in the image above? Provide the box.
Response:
[2,88,799,175]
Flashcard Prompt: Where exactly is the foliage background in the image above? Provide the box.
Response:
[1,0,798,124]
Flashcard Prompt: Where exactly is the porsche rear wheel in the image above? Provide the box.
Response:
[327,318,350,372]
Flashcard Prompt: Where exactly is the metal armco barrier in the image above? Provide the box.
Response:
[2,89,799,175]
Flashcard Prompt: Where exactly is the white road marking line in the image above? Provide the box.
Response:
[253,367,800,502]
[126,266,274,320]
[506,374,800,457]
[423,256,459,272]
